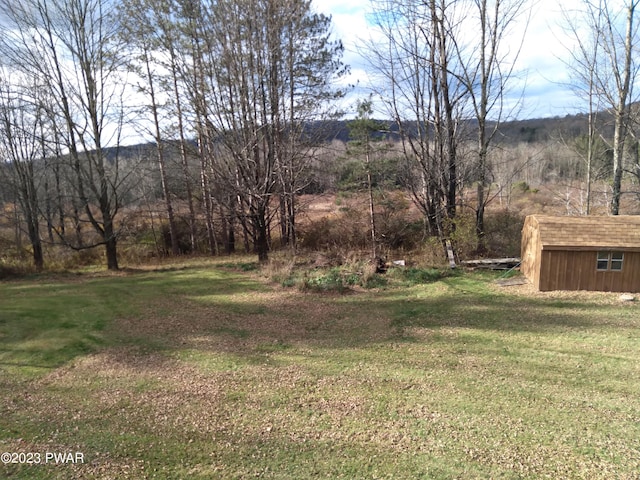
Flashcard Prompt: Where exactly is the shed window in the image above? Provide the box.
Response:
[611,252,624,271]
[597,251,624,271]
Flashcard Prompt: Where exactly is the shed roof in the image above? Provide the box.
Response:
[529,215,640,250]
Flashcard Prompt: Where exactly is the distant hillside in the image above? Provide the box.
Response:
[495,113,616,145]
[305,111,608,146]
[114,110,609,155]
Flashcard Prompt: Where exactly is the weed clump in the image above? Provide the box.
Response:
[301,268,347,293]
[261,252,454,293]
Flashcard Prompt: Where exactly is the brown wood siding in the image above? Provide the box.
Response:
[522,215,640,291]
[538,250,554,291]
[539,250,640,292]
[521,216,541,289]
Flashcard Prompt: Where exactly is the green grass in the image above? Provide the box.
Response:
[1,260,639,479]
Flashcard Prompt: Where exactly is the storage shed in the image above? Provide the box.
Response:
[521,215,640,292]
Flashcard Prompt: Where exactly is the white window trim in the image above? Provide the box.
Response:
[596,251,624,272]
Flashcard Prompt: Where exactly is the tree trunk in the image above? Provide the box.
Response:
[169,47,198,252]
[255,214,269,262]
[366,151,377,259]
[103,215,119,270]
[144,46,179,255]
[105,236,119,270]
[611,1,636,215]
[32,241,44,271]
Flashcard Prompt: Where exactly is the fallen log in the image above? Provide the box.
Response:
[460,258,521,270]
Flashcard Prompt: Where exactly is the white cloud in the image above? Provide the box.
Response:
[312,0,379,115]
[313,0,589,120]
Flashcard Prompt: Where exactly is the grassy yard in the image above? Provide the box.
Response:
[1,259,639,479]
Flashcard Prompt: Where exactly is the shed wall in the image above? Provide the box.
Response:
[539,250,640,292]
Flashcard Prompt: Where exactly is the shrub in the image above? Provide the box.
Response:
[511,180,533,194]
[419,236,448,267]
[484,210,524,257]
[298,209,369,251]
[0,260,32,279]
[263,254,296,287]
[446,212,478,259]
[43,246,103,271]
[363,274,388,289]
[376,192,423,250]
[118,243,158,265]
[298,192,424,253]
[301,268,347,293]
[344,272,361,286]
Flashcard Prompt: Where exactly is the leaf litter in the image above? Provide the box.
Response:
[2,265,639,478]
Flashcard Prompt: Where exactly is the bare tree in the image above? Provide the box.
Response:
[560,0,605,215]
[562,5,602,215]
[456,0,528,241]
[269,1,347,248]
[118,0,181,255]
[610,1,639,215]
[367,0,466,240]
[0,72,45,270]
[174,0,345,261]
[564,0,640,214]
[139,0,200,253]
[0,0,131,269]
[347,98,388,260]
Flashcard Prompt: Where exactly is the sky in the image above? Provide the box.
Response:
[313,0,585,121]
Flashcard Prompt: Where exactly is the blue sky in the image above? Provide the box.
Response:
[313,0,585,120]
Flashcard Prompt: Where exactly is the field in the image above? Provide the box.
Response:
[1,258,639,479]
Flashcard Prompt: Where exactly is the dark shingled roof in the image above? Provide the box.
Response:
[529,215,640,250]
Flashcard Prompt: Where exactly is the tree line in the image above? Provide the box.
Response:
[1,0,639,271]
[0,0,346,269]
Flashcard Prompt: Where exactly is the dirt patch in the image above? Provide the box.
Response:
[492,280,639,305]
[495,277,529,287]
[110,285,390,355]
